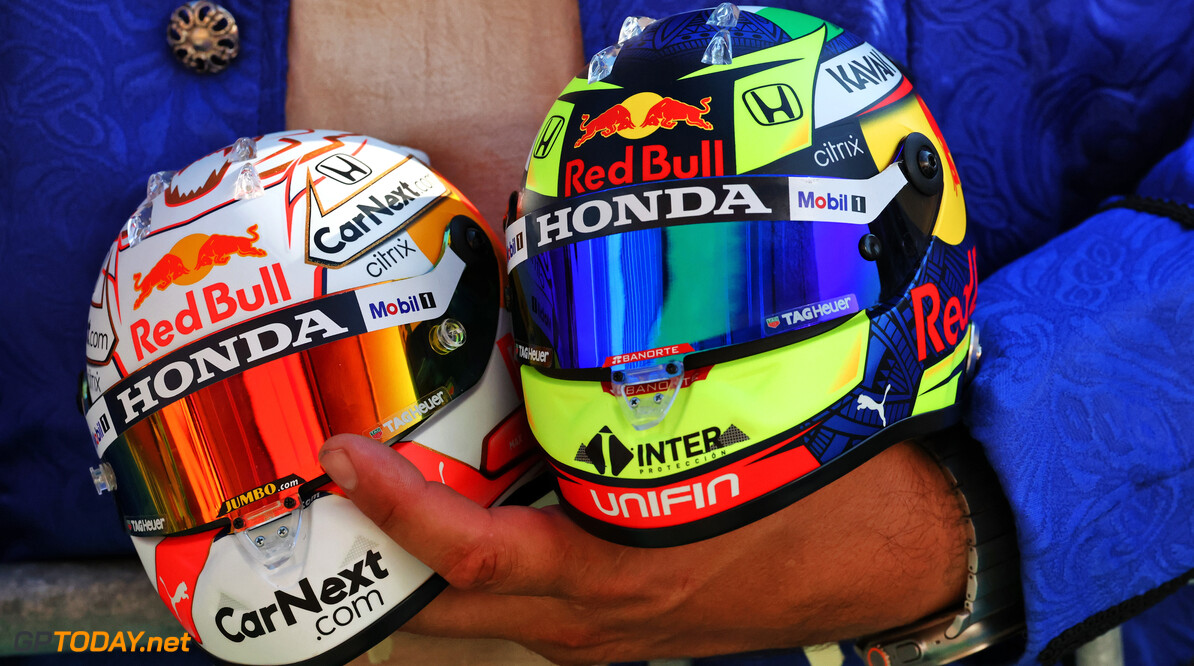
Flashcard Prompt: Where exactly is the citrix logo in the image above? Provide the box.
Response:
[215,550,389,642]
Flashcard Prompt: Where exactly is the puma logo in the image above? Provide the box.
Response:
[159,577,190,616]
[856,385,891,426]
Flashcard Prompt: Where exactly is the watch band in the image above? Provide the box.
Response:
[857,426,1025,665]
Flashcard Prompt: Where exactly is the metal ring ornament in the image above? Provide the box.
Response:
[167,1,240,74]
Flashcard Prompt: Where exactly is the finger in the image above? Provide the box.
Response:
[319,434,601,597]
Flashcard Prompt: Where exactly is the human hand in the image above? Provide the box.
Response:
[318,435,968,665]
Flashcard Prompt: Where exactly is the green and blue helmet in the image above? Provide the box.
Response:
[506,5,978,546]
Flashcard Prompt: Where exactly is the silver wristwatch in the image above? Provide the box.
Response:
[857,428,1025,665]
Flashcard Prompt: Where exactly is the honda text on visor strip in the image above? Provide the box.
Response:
[505,160,923,376]
[84,216,499,537]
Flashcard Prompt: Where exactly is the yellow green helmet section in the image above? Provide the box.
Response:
[508,6,978,546]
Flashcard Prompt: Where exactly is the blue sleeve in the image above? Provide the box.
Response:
[967,128,1194,663]
[0,0,289,561]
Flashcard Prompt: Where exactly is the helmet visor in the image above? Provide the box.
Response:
[88,217,500,536]
[506,164,920,372]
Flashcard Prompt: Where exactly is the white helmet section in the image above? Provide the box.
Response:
[125,311,541,665]
[132,496,435,664]
[812,41,903,128]
[84,131,442,425]
[405,316,522,468]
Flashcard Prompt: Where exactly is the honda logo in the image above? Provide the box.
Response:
[742,84,802,126]
[534,116,565,159]
[315,153,373,184]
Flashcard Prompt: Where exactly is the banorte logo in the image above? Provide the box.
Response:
[574,93,713,148]
[133,225,267,309]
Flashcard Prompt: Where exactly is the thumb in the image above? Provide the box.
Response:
[318,434,584,597]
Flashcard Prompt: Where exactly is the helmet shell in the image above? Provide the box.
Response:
[84,130,544,663]
[508,9,975,546]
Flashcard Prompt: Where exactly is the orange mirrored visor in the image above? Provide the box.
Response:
[97,216,501,536]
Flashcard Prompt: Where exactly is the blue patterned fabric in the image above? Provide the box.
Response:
[0,1,289,561]
[968,136,1194,663]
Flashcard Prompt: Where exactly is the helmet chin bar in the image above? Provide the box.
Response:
[236,499,310,588]
[610,359,684,431]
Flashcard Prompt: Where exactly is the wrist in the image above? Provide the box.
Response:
[857,427,1025,665]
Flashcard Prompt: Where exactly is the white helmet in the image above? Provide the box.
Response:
[81,130,544,664]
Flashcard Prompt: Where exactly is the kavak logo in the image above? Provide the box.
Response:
[574,93,714,148]
[742,84,803,125]
[824,48,898,93]
[132,225,268,309]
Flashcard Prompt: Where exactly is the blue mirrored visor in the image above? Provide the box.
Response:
[506,165,919,372]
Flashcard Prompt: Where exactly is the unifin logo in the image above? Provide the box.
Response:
[590,473,740,519]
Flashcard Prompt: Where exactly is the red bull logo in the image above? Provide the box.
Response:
[912,247,978,362]
[132,225,267,309]
[130,263,293,362]
[574,93,714,148]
